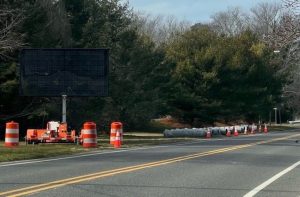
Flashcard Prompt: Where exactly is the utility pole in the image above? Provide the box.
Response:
[273,108,278,124]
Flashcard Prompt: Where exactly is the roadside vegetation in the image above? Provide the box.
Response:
[0,143,82,162]
[0,0,299,138]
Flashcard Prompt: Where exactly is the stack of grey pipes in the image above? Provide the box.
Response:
[163,124,258,138]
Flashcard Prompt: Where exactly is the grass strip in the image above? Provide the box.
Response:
[0,135,189,162]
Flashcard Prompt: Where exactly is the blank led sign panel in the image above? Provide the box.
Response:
[20,49,109,96]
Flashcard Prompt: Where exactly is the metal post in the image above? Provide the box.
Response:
[273,108,277,124]
[62,95,67,123]
[279,108,282,125]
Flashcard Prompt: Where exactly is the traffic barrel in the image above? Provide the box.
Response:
[5,121,19,147]
[264,123,268,133]
[244,125,248,135]
[110,122,122,145]
[206,129,211,138]
[226,128,231,137]
[233,127,239,136]
[259,125,262,133]
[82,122,97,148]
[250,124,255,134]
[114,130,121,148]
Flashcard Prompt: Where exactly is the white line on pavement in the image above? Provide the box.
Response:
[243,160,300,197]
[0,139,217,167]
[0,147,157,167]
[0,132,296,168]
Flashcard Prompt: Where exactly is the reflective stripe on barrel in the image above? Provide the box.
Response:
[82,122,97,148]
[5,121,19,147]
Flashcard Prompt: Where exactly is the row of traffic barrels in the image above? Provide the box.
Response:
[81,121,123,148]
[2,121,123,148]
[3,121,100,148]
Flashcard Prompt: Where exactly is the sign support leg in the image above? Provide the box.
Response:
[62,95,67,123]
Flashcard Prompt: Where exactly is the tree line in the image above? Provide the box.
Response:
[0,0,299,134]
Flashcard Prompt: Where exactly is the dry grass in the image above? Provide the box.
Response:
[152,117,191,128]
[0,142,83,162]
[268,125,299,131]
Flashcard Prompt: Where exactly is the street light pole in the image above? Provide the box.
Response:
[273,108,278,124]
[279,108,282,125]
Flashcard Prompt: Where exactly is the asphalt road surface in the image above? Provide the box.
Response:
[0,130,300,197]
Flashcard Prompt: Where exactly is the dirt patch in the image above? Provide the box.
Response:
[152,116,191,128]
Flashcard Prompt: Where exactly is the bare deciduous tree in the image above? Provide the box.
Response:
[264,0,300,49]
[249,3,281,36]
[0,7,24,59]
[282,38,300,119]
[283,0,300,13]
[210,7,248,36]
[247,2,295,50]
[279,0,300,119]
[132,13,190,46]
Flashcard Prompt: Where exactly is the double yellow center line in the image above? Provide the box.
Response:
[1,134,299,197]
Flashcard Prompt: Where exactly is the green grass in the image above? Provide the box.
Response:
[0,142,84,162]
[268,125,299,131]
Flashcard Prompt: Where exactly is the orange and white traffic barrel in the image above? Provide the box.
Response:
[110,122,122,145]
[5,121,19,147]
[264,123,268,133]
[233,127,239,136]
[244,125,248,135]
[251,124,255,134]
[82,122,97,148]
[206,129,211,138]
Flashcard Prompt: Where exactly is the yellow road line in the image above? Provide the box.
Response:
[1,133,299,197]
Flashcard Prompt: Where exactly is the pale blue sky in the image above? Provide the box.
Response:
[123,0,282,23]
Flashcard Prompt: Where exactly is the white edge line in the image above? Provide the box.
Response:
[0,132,294,168]
[0,146,160,167]
[0,139,219,167]
[243,160,300,197]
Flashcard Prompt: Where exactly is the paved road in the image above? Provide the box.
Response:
[0,131,300,197]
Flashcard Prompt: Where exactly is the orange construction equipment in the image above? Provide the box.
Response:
[25,121,76,144]
[264,123,268,133]
[5,121,19,147]
[110,122,122,145]
[82,122,97,148]
[233,127,239,136]
[226,128,231,137]
[206,129,211,138]
[114,130,121,148]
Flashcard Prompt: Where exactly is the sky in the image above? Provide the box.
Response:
[123,0,282,23]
